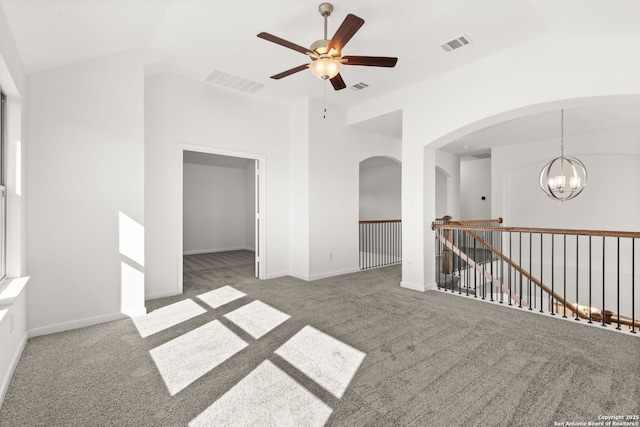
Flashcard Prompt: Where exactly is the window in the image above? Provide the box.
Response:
[0,90,6,280]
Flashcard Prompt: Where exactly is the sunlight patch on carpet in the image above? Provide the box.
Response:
[132,299,206,338]
[224,300,291,339]
[197,285,246,309]
[150,320,247,396]
[275,325,366,399]
[188,360,332,427]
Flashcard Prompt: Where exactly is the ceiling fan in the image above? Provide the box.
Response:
[257,2,398,90]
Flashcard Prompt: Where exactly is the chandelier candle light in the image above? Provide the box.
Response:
[539,109,587,201]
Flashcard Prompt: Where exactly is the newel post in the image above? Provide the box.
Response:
[442,215,453,275]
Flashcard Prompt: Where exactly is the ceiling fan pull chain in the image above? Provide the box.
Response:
[323,79,327,119]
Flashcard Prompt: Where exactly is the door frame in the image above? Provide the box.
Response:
[177,143,267,292]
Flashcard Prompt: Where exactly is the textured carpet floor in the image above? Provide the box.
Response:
[1,250,638,426]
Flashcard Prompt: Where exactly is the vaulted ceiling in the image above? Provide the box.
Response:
[1,0,639,146]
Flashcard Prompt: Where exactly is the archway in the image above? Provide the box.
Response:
[359,156,402,270]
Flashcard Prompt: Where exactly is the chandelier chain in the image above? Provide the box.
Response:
[560,109,564,157]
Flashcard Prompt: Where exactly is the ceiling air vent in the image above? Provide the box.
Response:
[350,82,369,91]
[206,70,264,94]
[441,35,471,52]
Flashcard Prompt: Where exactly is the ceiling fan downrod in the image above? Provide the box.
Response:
[319,3,334,40]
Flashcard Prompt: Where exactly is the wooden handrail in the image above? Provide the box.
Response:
[433,223,640,239]
[359,219,401,224]
[453,218,503,225]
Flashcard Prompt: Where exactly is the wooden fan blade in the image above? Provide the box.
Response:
[258,32,313,56]
[270,64,309,80]
[326,14,364,53]
[330,73,346,91]
[343,56,398,67]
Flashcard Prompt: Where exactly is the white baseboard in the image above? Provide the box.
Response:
[263,271,289,280]
[284,267,362,282]
[121,306,147,317]
[286,272,311,281]
[309,267,361,281]
[401,281,426,292]
[183,247,255,255]
[423,281,438,291]
[145,289,182,301]
[0,331,27,409]
[28,312,127,338]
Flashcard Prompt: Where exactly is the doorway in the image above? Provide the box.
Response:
[178,145,266,292]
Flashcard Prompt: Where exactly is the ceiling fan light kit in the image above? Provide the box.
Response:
[257,2,398,90]
[309,56,341,80]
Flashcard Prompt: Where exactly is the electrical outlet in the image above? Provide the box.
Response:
[328,252,333,261]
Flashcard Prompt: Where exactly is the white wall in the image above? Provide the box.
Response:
[26,50,160,334]
[0,3,26,281]
[183,163,248,254]
[288,98,311,279]
[492,125,640,231]
[145,73,290,295]
[460,158,491,220]
[359,161,401,220]
[435,168,448,218]
[0,1,27,407]
[435,151,460,220]
[307,99,402,280]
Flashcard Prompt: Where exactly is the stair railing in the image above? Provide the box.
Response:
[432,218,640,334]
[359,219,402,270]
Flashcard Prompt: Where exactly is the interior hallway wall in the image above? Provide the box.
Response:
[307,99,402,280]
[435,151,460,221]
[145,73,290,296]
[460,158,491,220]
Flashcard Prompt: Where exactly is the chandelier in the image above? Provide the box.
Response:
[539,109,587,201]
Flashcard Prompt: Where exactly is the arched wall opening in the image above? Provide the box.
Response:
[418,95,640,293]
[358,156,402,270]
[426,95,640,230]
[359,156,401,221]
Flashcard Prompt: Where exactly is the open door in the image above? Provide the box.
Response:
[254,160,260,278]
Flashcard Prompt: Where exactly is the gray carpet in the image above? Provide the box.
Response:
[1,250,638,426]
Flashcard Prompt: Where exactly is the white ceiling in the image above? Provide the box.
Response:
[444,104,640,158]
[1,0,639,149]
